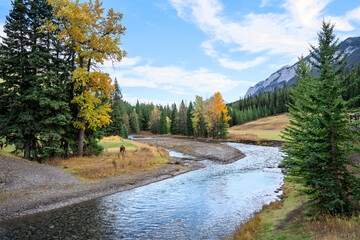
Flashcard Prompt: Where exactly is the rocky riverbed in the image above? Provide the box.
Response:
[135,138,245,163]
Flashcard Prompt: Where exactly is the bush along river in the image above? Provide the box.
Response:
[0,141,284,240]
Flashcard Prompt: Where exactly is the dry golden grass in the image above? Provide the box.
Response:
[233,215,262,240]
[47,140,169,181]
[305,216,360,240]
[228,114,290,141]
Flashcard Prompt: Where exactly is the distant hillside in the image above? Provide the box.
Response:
[245,36,360,97]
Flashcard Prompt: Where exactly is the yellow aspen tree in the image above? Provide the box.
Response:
[205,92,231,138]
[149,107,160,134]
[43,0,126,156]
[192,96,206,137]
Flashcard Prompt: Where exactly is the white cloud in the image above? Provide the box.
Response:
[218,57,267,70]
[109,64,252,94]
[346,7,360,22]
[283,0,330,29]
[201,40,218,58]
[168,0,360,61]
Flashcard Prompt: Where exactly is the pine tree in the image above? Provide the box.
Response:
[105,79,126,136]
[218,111,229,139]
[130,109,140,133]
[120,124,128,139]
[159,110,167,134]
[178,100,187,135]
[186,101,194,136]
[282,22,360,215]
[0,0,72,160]
[170,103,179,135]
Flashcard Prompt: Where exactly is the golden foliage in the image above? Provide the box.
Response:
[44,0,126,130]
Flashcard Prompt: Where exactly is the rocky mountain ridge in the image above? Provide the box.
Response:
[245,36,360,97]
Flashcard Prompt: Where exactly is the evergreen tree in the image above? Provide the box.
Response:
[282,22,360,215]
[186,101,194,136]
[218,111,229,139]
[130,108,140,133]
[170,103,179,134]
[178,100,187,135]
[120,124,128,139]
[159,110,167,134]
[0,0,72,160]
[105,79,126,136]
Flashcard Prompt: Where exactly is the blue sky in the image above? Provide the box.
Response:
[1,0,360,106]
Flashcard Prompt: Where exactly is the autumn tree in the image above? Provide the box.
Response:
[44,0,126,156]
[205,92,231,138]
[192,96,207,137]
[149,107,160,134]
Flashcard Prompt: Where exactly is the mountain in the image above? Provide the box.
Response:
[245,37,360,97]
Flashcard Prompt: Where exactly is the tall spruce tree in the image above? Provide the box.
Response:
[130,109,140,133]
[282,22,360,215]
[170,103,179,135]
[159,110,167,134]
[186,101,194,136]
[105,79,126,136]
[0,0,72,160]
[178,100,187,135]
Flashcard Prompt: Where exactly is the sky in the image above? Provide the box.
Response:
[1,0,360,106]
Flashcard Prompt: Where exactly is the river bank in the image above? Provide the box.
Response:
[0,153,194,222]
[0,137,246,222]
[233,153,360,240]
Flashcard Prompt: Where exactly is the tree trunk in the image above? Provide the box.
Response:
[77,117,86,157]
[24,136,31,160]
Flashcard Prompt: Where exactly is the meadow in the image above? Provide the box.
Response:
[228,114,289,141]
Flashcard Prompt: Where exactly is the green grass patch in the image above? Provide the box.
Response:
[0,149,22,159]
[0,138,16,152]
[100,141,138,149]
[156,157,169,165]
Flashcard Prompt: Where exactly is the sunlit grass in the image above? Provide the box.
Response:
[228,114,290,141]
[0,138,16,152]
[48,139,170,181]
[100,141,138,149]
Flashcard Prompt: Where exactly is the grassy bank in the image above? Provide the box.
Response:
[233,181,360,240]
[47,136,170,181]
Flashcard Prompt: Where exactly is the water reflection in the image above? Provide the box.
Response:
[0,143,283,240]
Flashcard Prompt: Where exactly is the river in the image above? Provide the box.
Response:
[0,142,283,240]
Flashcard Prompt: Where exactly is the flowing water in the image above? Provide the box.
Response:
[0,142,284,240]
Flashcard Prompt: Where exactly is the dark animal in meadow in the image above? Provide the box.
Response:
[120,145,126,153]
[0,141,3,150]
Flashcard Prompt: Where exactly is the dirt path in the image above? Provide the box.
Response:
[135,138,245,163]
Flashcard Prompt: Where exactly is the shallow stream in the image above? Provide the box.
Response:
[0,142,283,239]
